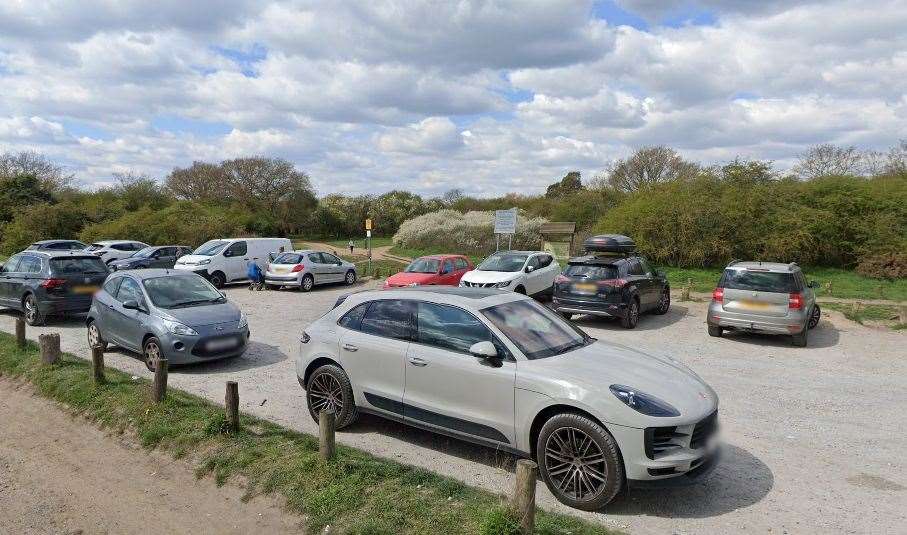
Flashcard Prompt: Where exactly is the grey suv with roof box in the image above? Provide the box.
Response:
[707,261,821,347]
[0,250,109,325]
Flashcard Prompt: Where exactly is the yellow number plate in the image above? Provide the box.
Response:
[739,299,770,310]
[72,285,99,294]
[573,283,597,293]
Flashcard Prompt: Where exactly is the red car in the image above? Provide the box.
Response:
[384,255,473,288]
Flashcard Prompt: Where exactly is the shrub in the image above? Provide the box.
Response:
[856,253,907,280]
[0,201,87,255]
[392,210,547,255]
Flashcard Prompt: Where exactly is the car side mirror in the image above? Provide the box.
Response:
[469,341,499,360]
[122,299,143,312]
[223,250,233,257]
[808,280,819,288]
[656,270,666,278]
[525,265,534,273]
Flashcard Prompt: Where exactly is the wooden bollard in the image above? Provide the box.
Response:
[15,317,26,348]
[38,333,61,365]
[91,347,105,384]
[225,381,240,433]
[151,358,168,403]
[512,459,538,534]
[319,409,336,461]
[899,305,907,324]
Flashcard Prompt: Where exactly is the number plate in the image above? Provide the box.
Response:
[206,338,238,351]
[739,299,770,310]
[72,285,99,294]
[272,266,289,274]
[572,283,597,294]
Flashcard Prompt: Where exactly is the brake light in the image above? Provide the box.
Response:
[41,278,67,289]
[291,264,305,273]
[598,278,627,288]
[712,287,724,302]
[789,293,803,309]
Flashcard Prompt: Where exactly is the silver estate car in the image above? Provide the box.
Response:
[265,250,357,291]
[87,269,249,370]
[707,261,820,347]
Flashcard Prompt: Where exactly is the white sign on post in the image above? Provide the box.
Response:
[494,208,517,235]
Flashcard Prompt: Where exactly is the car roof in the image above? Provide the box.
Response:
[22,250,102,259]
[110,268,196,280]
[417,254,466,260]
[567,254,635,265]
[345,287,526,308]
[728,261,800,273]
[493,250,542,255]
[93,239,142,245]
[33,239,82,244]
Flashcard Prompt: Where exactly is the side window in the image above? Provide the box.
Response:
[338,303,369,330]
[538,255,553,268]
[638,259,653,275]
[417,302,494,354]
[111,243,129,251]
[20,256,43,273]
[2,254,23,273]
[160,247,175,257]
[528,256,541,270]
[226,241,247,257]
[103,277,123,296]
[441,260,454,274]
[69,243,86,250]
[360,300,414,340]
[322,253,341,264]
[628,260,645,276]
[308,253,324,264]
[455,258,468,270]
[115,277,144,304]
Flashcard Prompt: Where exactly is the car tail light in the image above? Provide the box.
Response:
[788,293,803,309]
[598,278,627,288]
[41,278,67,289]
[712,287,724,303]
[291,264,305,273]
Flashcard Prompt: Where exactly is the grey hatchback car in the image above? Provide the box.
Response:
[707,261,821,347]
[264,250,358,291]
[0,250,109,325]
[87,270,249,370]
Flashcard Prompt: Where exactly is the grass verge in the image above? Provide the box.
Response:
[0,333,618,535]
[821,302,903,326]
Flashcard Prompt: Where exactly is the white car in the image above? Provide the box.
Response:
[174,237,292,288]
[459,250,559,297]
[85,240,149,264]
[295,287,720,510]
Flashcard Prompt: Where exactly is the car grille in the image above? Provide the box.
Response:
[691,410,719,449]
[462,281,498,288]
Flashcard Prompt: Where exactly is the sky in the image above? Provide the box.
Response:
[0,0,904,196]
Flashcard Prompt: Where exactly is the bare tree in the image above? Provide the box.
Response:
[882,139,907,175]
[606,146,700,192]
[441,188,464,206]
[0,151,74,192]
[792,144,865,179]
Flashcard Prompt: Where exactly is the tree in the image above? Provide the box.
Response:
[165,161,230,202]
[0,173,54,222]
[606,146,700,192]
[112,172,172,211]
[441,188,464,206]
[0,151,74,192]
[792,144,865,179]
[545,171,585,198]
[712,158,777,185]
[220,157,314,213]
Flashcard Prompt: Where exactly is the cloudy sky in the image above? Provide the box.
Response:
[0,1,904,195]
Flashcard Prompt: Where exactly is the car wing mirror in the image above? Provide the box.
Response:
[122,299,144,312]
[469,341,499,360]
[808,280,819,288]
[525,265,534,273]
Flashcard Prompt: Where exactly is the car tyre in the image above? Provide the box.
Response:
[559,311,573,320]
[537,412,624,511]
[807,305,821,329]
[654,288,671,315]
[209,271,226,289]
[707,325,722,337]
[143,336,164,372]
[345,270,357,285]
[305,364,358,429]
[514,285,526,295]
[791,326,808,347]
[22,294,44,326]
[620,298,639,329]
[300,274,315,292]
[87,320,108,351]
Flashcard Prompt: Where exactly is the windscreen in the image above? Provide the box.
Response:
[720,269,797,293]
[193,240,228,256]
[50,257,107,275]
[477,253,528,272]
[405,258,440,273]
[482,300,590,359]
[143,276,224,308]
[86,243,104,251]
[563,264,619,280]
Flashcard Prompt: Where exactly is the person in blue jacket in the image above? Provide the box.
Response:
[247,260,264,291]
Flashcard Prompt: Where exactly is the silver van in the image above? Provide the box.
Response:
[707,261,820,346]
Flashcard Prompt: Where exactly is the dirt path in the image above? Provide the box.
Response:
[302,242,410,263]
[0,379,304,535]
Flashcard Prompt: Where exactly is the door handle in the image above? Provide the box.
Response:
[408,357,428,367]
[108,305,115,310]
[341,343,358,352]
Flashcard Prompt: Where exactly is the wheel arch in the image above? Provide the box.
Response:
[302,356,344,389]
[529,403,610,459]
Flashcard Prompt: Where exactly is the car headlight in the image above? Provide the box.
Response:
[197,259,211,265]
[609,384,680,417]
[162,319,198,336]
[237,312,248,330]
[496,280,512,288]
[458,280,466,287]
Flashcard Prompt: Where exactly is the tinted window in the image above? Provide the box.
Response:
[19,256,43,274]
[115,277,144,304]
[537,255,553,268]
[157,247,174,257]
[226,241,247,256]
[46,242,68,250]
[720,269,797,293]
[50,257,107,275]
[628,261,645,276]
[563,264,619,280]
[454,258,469,270]
[68,242,87,250]
[360,300,413,340]
[417,302,493,354]
[111,243,132,251]
[103,277,122,296]
[338,303,369,330]
[2,255,23,273]
[308,253,324,263]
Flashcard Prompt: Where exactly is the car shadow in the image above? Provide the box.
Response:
[176,341,289,374]
[569,304,690,331]
[716,320,840,349]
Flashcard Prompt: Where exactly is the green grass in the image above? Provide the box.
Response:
[661,266,907,302]
[0,334,616,535]
[821,302,902,325]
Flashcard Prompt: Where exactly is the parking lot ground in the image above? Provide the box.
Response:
[1,283,905,534]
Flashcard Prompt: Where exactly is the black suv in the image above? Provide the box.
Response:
[552,235,670,328]
[0,250,109,325]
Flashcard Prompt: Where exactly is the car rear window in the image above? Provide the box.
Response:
[274,253,303,264]
[720,269,798,293]
[50,257,107,275]
[564,264,619,280]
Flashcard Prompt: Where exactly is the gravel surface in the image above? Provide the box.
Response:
[1,284,905,534]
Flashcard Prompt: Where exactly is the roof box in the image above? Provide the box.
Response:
[583,234,636,254]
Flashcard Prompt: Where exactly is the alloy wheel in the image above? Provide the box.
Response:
[808,305,821,329]
[302,276,314,291]
[144,341,162,371]
[88,324,101,348]
[544,427,608,502]
[345,271,356,284]
[24,297,37,323]
[307,372,344,415]
[629,301,639,324]
[658,291,669,313]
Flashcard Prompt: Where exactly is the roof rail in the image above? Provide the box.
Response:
[727,259,741,266]
[788,261,799,269]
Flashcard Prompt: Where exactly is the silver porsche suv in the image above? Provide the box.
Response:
[707,261,821,346]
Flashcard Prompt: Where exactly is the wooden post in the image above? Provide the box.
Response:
[899,305,907,324]
[225,381,240,433]
[15,317,26,349]
[319,409,336,461]
[512,459,538,535]
[38,333,60,365]
[825,281,833,297]
[90,347,105,384]
[151,358,168,403]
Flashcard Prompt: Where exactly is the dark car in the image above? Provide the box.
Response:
[0,250,109,325]
[27,239,88,251]
[108,245,192,272]
[552,235,670,329]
